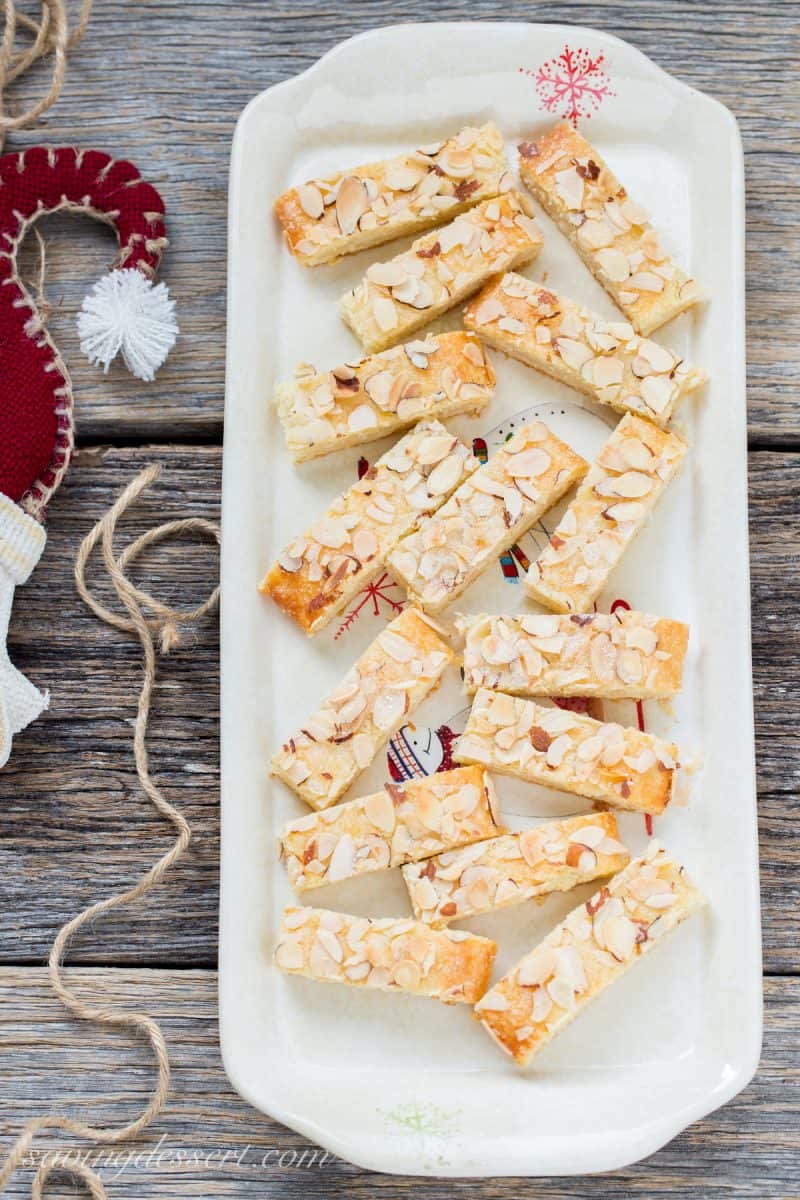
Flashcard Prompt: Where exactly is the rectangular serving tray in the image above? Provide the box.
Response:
[219,21,761,1176]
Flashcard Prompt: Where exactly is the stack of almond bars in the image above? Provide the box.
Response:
[262,121,706,1067]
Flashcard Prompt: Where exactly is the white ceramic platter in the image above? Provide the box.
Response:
[220,22,761,1177]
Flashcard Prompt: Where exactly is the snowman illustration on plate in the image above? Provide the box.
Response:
[387,707,471,782]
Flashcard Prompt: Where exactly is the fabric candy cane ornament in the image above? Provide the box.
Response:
[0,145,177,766]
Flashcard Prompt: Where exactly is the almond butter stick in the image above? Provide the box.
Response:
[260,420,477,635]
[279,765,504,892]
[275,122,511,267]
[517,123,701,336]
[464,273,706,426]
[339,191,543,354]
[276,332,494,464]
[525,413,687,615]
[455,688,679,816]
[403,812,629,927]
[474,841,705,1065]
[270,607,453,809]
[388,421,587,615]
[457,610,689,700]
[275,906,497,1005]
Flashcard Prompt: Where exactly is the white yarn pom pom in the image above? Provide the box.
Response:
[78,268,178,382]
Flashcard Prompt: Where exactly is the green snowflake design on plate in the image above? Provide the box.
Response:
[380,1101,462,1169]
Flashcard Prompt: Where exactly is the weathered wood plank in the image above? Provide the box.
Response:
[3,0,797,444]
[0,446,796,970]
[0,969,795,1198]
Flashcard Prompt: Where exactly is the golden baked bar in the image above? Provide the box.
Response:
[387,422,587,615]
[455,688,679,815]
[339,191,543,354]
[276,332,495,463]
[271,607,453,808]
[260,421,477,634]
[279,765,504,892]
[275,123,511,267]
[474,841,705,1065]
[525,413,687,614]
[458,610,689,700]
[464,274,706,426]
[517,124,701,336]
[403,811,629,927]
[275,906,497,1004]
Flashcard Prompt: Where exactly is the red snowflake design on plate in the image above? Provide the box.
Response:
[521,45,614,126]
[334,572,405,640]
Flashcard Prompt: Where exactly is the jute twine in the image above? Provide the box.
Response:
[0,10,217,1196]
[0,465,220,1197]
[0,0,92,153]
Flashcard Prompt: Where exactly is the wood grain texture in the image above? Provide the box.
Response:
[0,3,796,1191]
[3,0,797,444]
[0,447,797,973]
[0,969,796,1199]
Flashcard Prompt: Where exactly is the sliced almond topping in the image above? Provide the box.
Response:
[612,471,653,498]
[627,271,665,292]
[592,356,625,389]
[478,991,509,1012]
[352,528,379,562]
[486,691,517,727]
[517,946,557,987]
[348,404,378,433]
[367,261,410,287]
[385,163,425,192]
[555,337,594,371]
[637,339,675,373]
[577,735,604,762]
[570,824,607,849]
[604,914,637,961]
[326,835,356,883]
[415,433,455,465]
[275,938,304,970]
[363,789,396,835]
[618,437,653,471]
[596,247,631,283]
[277,549,303,573]
[373,295,398,332]
[348,734,371,772]
[589,632,616,681]
[578,215,616,249]
[379,631,416,662]
[546,733,572,769]
[316,926,344,962]
[519,828,546,868]
[616,648,643,684]
[461,339,485,368]
[426,455,465,496]
[640,374,675,414]
[471,295,506,326]
[554,167,584,210]
[530,987,553,1023]
[373,688,407,731]
[624,746,657,773]
[412,877,438,911]
[439,149,474,178]
[505,447,551,479]
[297,183,324,219]
[336,176,369,235]
[627,625,658,656]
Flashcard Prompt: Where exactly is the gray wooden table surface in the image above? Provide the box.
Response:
[1,1,798,1196]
